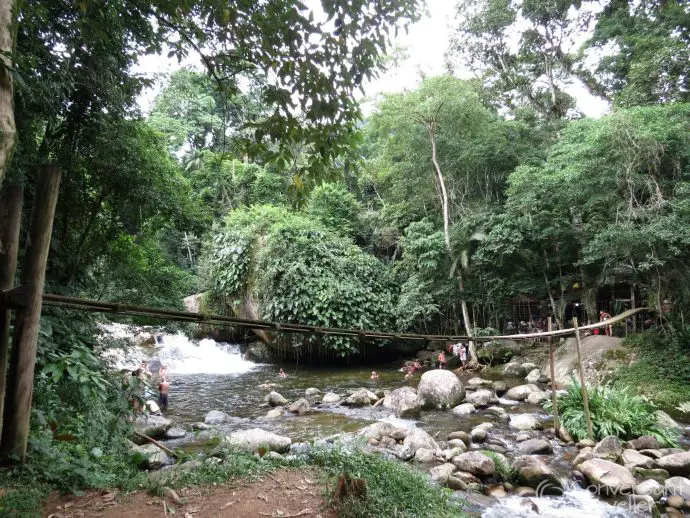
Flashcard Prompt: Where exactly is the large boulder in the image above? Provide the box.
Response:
[429,463,457,485]
[580,458,635,494]
[504,384,541,402]
[383,387,421,418]
[512,456,563,492]
[656,452,690,477]
[344,388,378,407]
[503,363,527,377]
[204,410,227,425]
[225,428,291,453]
[525,369,542,384]
[245,342,275,363]
[519,438,553,455]
[509,414,542,431]
[665,476,690,499]
[133,414,172,439]
[452,452,495,478]
[635,479,664,501]
[358,421,397,441]
[265,391,288,407]
[165,427,186,439]
[132,443,172,470]
[592,436,623,462]
[464,389,497,407]
[492,381,508,395]
[322,392,341,404]
[452,403,476,416]
[401,427,439,457]
[305,387,321,397]
[526,391,549,405]
[621,449,655,470]
[417,370,465,409]
[288,398,311,415]
[655,410,681,429]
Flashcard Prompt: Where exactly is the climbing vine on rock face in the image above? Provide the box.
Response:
[206,205,397,357]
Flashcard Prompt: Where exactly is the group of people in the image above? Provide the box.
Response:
[129,360,170,414]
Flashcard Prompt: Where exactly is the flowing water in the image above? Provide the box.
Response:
[102,325,672,517]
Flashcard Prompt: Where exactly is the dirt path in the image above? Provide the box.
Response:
[43,469,336,518]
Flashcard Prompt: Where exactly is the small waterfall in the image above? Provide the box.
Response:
[99,323,258,375]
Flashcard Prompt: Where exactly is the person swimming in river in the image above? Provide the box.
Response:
[158,376,169,411]
[278,368,287,378]
[370,371,379,380]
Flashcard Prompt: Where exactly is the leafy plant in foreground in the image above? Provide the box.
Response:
[544,377,680,446]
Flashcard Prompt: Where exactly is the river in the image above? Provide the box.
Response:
[103,325,677,518]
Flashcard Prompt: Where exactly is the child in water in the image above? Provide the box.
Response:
[437,351,447,369]
[370,371,379,380]
[278,368,287,378]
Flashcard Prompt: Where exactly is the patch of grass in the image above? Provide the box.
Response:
[0,487,49,518]
[481,451,517,484]
[610,331,690,412]
[544,377,680,446]
[310,447,466,518]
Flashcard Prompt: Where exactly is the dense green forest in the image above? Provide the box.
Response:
[0,0,689,514]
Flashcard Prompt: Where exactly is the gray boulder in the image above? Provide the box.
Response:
[358,421,397,441]
[504,384,541,402]
[288,398,311,415]
[429,463,456,485]
[203,410,227,425]
[492,381,508,395]
[470,427,487,443]
[464,389,497,407]
[322,392,341,404]
[452,452,496,477]
[417,370,465,409]
[414,448,436,463]
[448,431,471,444]
[225,428,291,453]
[452,403,476,416]
[467,377,492,388]
[265,407,284,419]
[525,369,542,384]
[132,443,172,470]
[518,438,553,455]
[305,387,321,397]
[503,363,527,377]
[512,456,563,492]
[344,388,378,407]
[621,449,654,470]
[521,362,537,372]
[526,391,548,405]
[665,476,690,499]
[383,386,421,418]
[656,452,690,477]
[402,427,439,457]
[635,479,664,501]
[573,447,595,466]
[628,436,660,450]
[632,468,670,483]
[485,406,509,420]
[164,427,186,439]
[133,414,172,439]
[592,436,623,462]
[265,391,288,407]
[509,414,542,431]
[655,410,681,429]
[580,458,634,494]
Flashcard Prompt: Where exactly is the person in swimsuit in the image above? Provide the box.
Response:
[158,376,169,411]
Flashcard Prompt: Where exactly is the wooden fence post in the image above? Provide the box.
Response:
[572,317,594,441]
[547,317,560,436]
[0,185,23,443]
[0,166,60,462]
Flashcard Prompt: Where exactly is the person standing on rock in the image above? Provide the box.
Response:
[599,310,612,336]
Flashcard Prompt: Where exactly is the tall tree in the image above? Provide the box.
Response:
[0,0,19,187]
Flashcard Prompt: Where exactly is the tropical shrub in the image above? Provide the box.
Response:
[544,377,679,446]
[307,183,362,238]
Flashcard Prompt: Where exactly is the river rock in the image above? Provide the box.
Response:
[515,433,531,442]
[448,439,468,450]
[519,438,553,455]
[665,476,690,499]
[203,410,227,425]
[633,468,670,483]
[444,446,467,460]
[573,447,595,466]
[503,363,527,377]
[465,389,497,407]
[265,407,284,419]
[470,427,487,443]
[526,391,549,405]
[429,463,456,485]
[667,495,685,509]
[592,436,623,461]
[245,342,274,363]
[485,406,509,420]
[344,388,378,406]
[504,384,541,402]
[635,479,664,500]
[288,398,311,415]
[512,455,563,492]
[578,439,596,448]
[359,421,397,441]
[621,449,655,470]
[521,362,537,371]
[580,458,634,494]
[628,436,660,451]
[133,414,172,439]
[265,391,288,407]
[452,452,495,477]
[486,485,507,498]
[417,370,465,409]
[467,377,493,388]
[165,427,186,439]
[525,369,542,384]
[133,443,172,470]
[509,414,542,431]
[657,452,690,477]
[191,422,211,430]
[384,386,421,417]
[515,487,536,497]
[448,431,471,444]
[557,425,574,443]
[414,448,436,463]
[446,476,467,491]
[401,427,439,457]
[639,449,663,459]
[655,410,681,429]
[498,397,520,406]
[321,392,341,404]
[305,387,321,397]
[225,428,291,453]
[390,428,408,441]
[492,381,507,395]
[452,403,476,416]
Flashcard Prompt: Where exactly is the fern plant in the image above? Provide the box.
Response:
[543,377,679,447]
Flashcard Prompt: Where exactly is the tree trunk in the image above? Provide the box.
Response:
[0,185,22,444]
[543,269,561,330]
[0,0,18,187]
[1,166,61,463]
[427,123,477,366]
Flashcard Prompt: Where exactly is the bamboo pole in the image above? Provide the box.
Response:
[572,317,594,441]
[0,166,61,462]
[0,185,22,442]
[547,317,560,436]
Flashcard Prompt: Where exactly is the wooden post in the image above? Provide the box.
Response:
[0,185,23,443]
[572,317,594,441]
[1,166,61,462]
[547,317,560,436]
